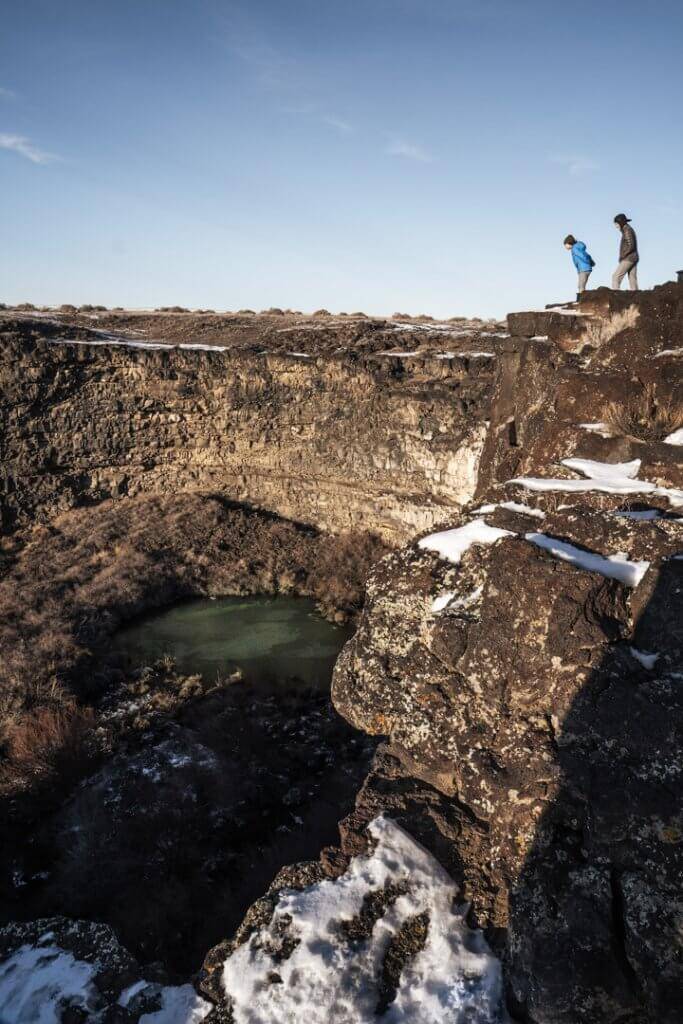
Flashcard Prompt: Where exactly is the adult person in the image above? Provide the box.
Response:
[612,213,639,289]
[563,235,595,300]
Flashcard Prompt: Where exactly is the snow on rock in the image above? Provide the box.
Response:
[0,942,99,1024]
[140,984,212,1023]
[434,351,496,359]
[418,518,514,565]
[578,422,613,437]
[510,457,683,508]
[0,927,211,1024]
[450,585,484,609]
[178,343,229,352]
[47,337,229,354]
[49,336,171,351]
[562,457,642,481]
[376,350,422,357]
[431,587,484,614]
[118,979,150,1006]
[387,322,472,334]
[664,427,683,446]
[221,815,504,1024]
[630,648,660,670]
[471,502,545,520]
[614,509,670,521]
[525,533,650,587]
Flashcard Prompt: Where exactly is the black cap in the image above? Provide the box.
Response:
[614,213,632,226]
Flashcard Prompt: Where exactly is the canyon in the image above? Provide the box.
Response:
[0,289,681,1023]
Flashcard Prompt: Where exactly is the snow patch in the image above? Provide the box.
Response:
[435,351,495,359]
[562,457,642,481]
[0,943,98,1024]
[664,427,683,446]
[118,979,149,1006]
[510,457,683,508]
[431,592,455,612]
[471,502,545,520]
[221,815,504,1024]
[418,518,514,565]
[525,533,650,587]
[450,585,484,609]
[654,348,683,358]
[178,342,228,352]
[614,509,667,521]
[48,337,230,354]
[49,337,170,351]
[140,985,212,1023]
[578,422,612,437]
[376,350,422,357]
[630,648,659,670]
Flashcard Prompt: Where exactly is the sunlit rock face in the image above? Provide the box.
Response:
[0,310,498,542]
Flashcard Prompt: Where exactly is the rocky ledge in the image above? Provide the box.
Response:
[1,286,682,1022]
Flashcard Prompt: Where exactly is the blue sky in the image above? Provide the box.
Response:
[2,0,682,317]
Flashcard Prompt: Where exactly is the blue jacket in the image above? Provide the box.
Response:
[571,241,594,272]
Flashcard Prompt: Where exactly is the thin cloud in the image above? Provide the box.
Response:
[320,115,353,135]
[0,87,15,100]
[551,154,600,176]
[386,138,433,164]
[0,133,58,164]
[231,39,301,93]
[281,105,354,136]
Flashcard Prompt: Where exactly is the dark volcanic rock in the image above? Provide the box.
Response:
[0,916,213,1022]
[333,502,683,1021]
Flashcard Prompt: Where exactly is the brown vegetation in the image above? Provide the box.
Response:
[0,704,96,792]
[603,382,683,442]
[580,305,639,349]
[0,493,387,795]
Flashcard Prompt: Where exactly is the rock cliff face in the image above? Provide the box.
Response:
[331,284,683,1022]
[1,292,682,1022]
[0,311,500,542]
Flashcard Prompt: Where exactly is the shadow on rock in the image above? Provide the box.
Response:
[508,557,683,1023]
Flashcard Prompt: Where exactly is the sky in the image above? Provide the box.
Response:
[1,0,682,318]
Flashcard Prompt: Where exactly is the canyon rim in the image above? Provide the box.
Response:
[0,287,682,1023]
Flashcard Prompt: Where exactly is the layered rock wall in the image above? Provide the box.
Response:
[0,335,493,541]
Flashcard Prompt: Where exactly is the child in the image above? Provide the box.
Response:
[564,235,596,300]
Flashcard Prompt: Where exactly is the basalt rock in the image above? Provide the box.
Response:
[0,916,214,1022]
[1,291,682,1022]
[0,311,501,542]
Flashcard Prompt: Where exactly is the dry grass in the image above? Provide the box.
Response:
[0,494,387,796]
[0,704,96,792]
[580,306,639,349]
[602,383,683,442]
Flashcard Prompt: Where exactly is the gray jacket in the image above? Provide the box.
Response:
[619,224,638,263]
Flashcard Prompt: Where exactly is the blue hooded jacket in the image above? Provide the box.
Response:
[571,241,594,273]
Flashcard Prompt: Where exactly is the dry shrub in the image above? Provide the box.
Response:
[0,704,96,791]
[580,305,639,349]
[309,530,388,618]
[603,383,683,442]
[0,496,388,748]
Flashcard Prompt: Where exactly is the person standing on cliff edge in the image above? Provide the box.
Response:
[612,213,639,289]
[564,235,595,300]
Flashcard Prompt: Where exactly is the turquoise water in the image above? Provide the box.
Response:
[111,595,352,691]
